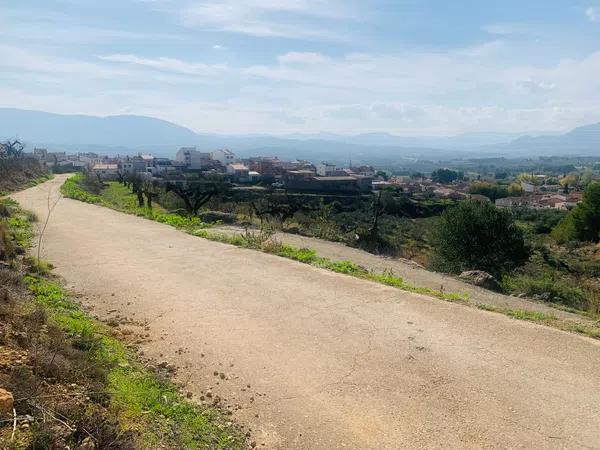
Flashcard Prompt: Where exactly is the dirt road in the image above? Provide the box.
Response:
[212,225,586,321]
[11,176,600,449]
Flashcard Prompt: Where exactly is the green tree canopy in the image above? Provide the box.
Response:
[431,168,462,184]
[552,182,600,243]
[430,201,530,277]
[469,182,509,201]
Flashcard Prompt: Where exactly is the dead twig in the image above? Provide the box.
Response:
[11,407,16,441]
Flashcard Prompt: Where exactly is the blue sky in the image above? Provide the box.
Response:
[1,0,600,135]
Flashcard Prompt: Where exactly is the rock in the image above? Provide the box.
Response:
[77,437,96,450]
[0,388,14,417]
[459,270,500,291]
[198,211,236,224]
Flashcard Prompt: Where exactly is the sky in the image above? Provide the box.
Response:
[1,0,600,136]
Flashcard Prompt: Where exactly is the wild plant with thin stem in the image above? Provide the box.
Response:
[36,186,62,266]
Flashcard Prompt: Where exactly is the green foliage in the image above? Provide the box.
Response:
[512,207,567,234]
[317,259,366,275]
[61,173,103,204]
[552,182,600,243]
[0,199,35,257]
[431,168,462,184]
[502,273,588,310]
[476,304,557,322]
[429,201,530,277]
[469,180,526,201]
[276,246,319,264]
[375,170,389,180]
[469,182,509,201]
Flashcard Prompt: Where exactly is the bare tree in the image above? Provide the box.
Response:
[127,173,145,207]
[3,139,25,158]
[165,174,230,216]
[141,179,160,209]
[250,193,310,228]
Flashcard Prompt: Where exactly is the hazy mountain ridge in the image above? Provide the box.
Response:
[0,108,198,147]
[1,108,598,162]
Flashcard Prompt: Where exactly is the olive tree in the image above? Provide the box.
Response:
[165,174,230,216]
[429,201,530,277]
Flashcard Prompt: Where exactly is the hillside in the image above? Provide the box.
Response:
[1,108,599,160]
[0,108,198,147]
[495,122,600,156]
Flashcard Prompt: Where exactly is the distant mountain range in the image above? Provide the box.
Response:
[282,131,537,148]
[0,108,599,164]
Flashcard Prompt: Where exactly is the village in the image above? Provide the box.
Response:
[20,145,596,210]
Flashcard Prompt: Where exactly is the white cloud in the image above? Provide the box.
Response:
[517,79,555,94]
[237,46,600,133]
[3,31,600,135]
[586,7,600,22]
[0,45,132,79]
[178,0,355,40]
[97,54,228,75]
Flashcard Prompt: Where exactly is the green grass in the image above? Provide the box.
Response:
[60,175,103,204]
[7,215,34,248]
[25,173,54,188]
[4,197,243,449]
[566,323,600,339]
[476,303,557,322]
[505,309,557,322]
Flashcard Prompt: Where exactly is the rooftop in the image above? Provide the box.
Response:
[92,163,118,170]
[228,163,248,170]
[314,176,358,181]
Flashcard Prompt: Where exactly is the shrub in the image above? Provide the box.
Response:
[469,182,508,201]
[502,273,588,310]
[0,156,47,193]
[552,182,600,243]
[429,201,530,277]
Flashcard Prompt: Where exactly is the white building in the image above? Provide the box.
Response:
[211,149,236,167]
[91,163,119,180]
[316,162,337,176]
[226,163,252,182]
[175,147,211,170]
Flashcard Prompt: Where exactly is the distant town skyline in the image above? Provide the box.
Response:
[1,1,600,135]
